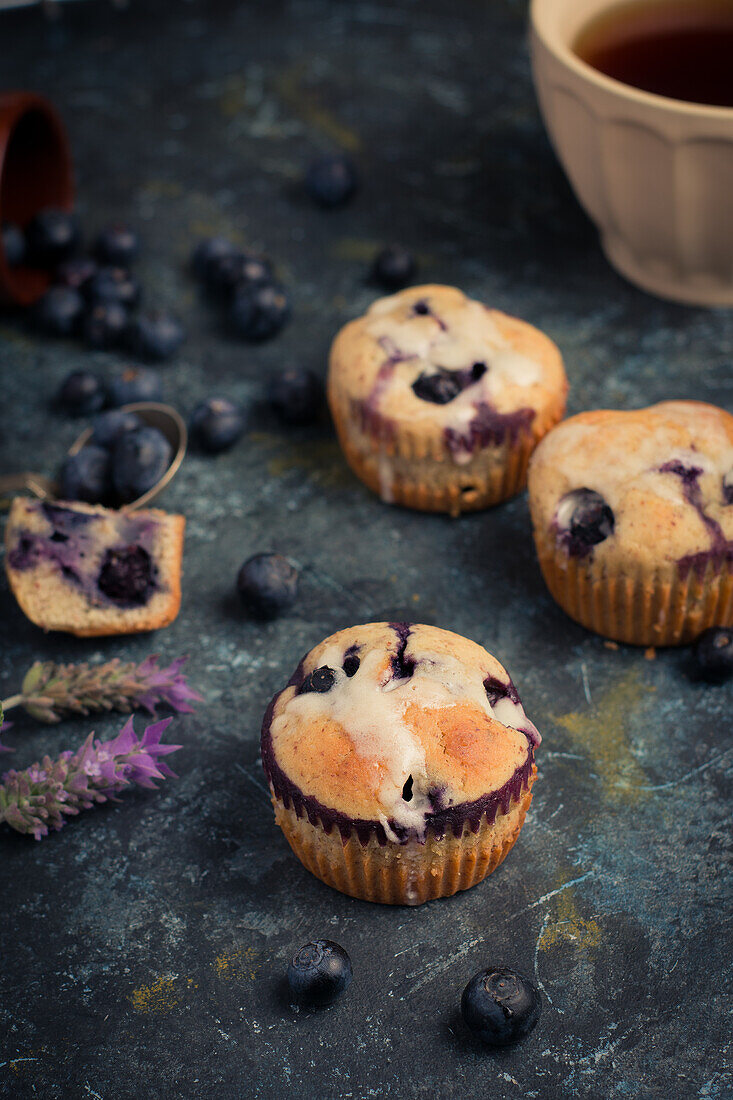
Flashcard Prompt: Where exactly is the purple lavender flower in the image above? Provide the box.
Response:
[1,655,203,725]
[0,717,181,840]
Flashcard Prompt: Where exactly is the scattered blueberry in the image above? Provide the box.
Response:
[127,310,185,362]
[693,627,733,682]
[268,367,323,426]
[461,967,541,1047]
[556,489,615,555]
[55,256,97,291]
[85,266,141,310]
[1,221,25,267]
[26,208,80,265]
[189,397,246,454]
[371,245,416,290]
[57,446,111,504]
[97,545,154,604]
[191,236,237,281]
[82,301,129,350]
[90,408,142,448]
[107,367,163,408]
[236,553,299,620]
[94,224,139,267]
[111,425,172,504]
[305,155,357,208]
[231,282,290,341]
[205,251,272,296]
[300,666,336,694]
[287,941,353,1006]
[33,286,84,337]
[56,369,106,416]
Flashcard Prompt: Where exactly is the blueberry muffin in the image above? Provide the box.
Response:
[528,401,733,646]
[327,285,567,515]
[261,623,540,905]
[5,499,184,636]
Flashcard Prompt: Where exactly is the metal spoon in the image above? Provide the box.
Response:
[0,402,187,511]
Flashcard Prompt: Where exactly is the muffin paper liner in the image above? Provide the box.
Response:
[270,767,536,906]
[328,382,564,516]
[534,533,733,646]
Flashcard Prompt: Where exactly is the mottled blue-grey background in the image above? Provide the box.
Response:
[0,1,731,1098]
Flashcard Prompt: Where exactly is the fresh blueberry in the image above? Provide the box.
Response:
[82,301,129,350]
[205,251,272,296]
[412,369,462,405]
[85,266,141,309]
[90,408,142,448]
[55,256,97,291]
[189,397,246,454]
[127,311,185,362]
[94,224,139,267]
[693,627,733,682]
[236,553,299,620]
[230,282,290,341]
[97,545,154,604]
[371,245,416,290]
[191,236,237,281]
[25,208,80,266]
[287,941,353,1006]
[2,221,25,267]
[57,446,111,504]
[33,286,84,337]
[300,666,336,694]
[556,489,615,555]
[107,367,163,408]
[342,654,360,677]
[111,425,172,504]
[305,155,357,208]
[268,367,323,426]
[56,369,106,416]
[461,967,541,1047]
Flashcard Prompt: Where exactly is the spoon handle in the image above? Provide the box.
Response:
[0,473,56,510]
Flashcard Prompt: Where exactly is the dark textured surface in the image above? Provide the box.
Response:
[0,2,732,1098]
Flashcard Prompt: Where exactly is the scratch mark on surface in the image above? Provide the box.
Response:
[403,871,595,996]
[234,762,272,805]
[580,662,592,705]
[634,748,733,792]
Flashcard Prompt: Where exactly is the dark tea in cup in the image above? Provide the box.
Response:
[574,0,733,108]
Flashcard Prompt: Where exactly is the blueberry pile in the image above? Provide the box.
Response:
[56,391,173,507]
[2,209,184,361]
[191,236,290,342]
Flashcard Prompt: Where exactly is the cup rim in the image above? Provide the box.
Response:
[530,0,733,120]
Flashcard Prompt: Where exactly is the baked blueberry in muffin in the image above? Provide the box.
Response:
[528,400,733,645]
[261,623,540,905]
[5,499,184,637]
[327,285,567,515]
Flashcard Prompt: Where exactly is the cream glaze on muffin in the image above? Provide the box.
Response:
[261,622,540,845]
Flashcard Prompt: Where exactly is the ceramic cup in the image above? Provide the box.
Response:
[530,0,733,306]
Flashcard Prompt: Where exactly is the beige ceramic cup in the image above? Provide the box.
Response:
[530,0,733,306]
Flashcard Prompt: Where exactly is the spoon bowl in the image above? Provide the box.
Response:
[0,401,187,510]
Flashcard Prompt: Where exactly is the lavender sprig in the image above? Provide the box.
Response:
[1,655,202,725]
[0,717,181,840]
